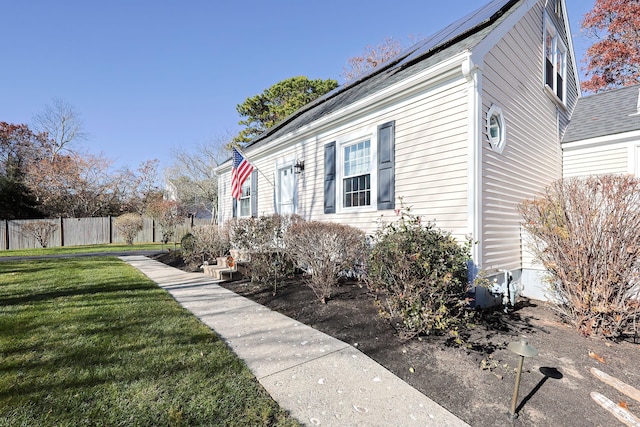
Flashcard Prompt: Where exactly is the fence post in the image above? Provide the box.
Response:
[4,220,8,250]
[60,217,64,247]
[109,216,113,244]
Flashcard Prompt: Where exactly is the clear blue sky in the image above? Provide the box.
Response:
[1,0,595,172]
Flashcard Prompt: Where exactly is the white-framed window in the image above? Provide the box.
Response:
[239,178,252,217]
[487,105,506,153]
[324,121,394,214]
[342,139,372,208]
[544,16,567,103]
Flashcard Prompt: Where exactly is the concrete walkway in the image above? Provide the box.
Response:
[121,255,469,427]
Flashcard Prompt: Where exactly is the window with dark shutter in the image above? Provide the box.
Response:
[324,142,336,214]
[343,140,371,208]
[251,170,258,217]
[377,121,395,210]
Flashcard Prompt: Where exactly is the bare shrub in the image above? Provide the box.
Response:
[286,221,367,303]
[146,199,184,244]
[114,213,143,245]
[180,225,229,267]
[227,215,302,293]
[21,220,58,248]
[366,206,472,340]
[519,175,640,338]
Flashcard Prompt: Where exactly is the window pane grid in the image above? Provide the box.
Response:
[342,139,371,208]
[240,180,251,216]
[544,21,566,102]
[344,140,370,177]
[343,174,370,208]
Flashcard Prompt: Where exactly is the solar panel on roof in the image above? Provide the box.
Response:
[246,0,518,148]
[395,0,514,66]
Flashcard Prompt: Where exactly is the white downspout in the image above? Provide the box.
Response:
[463,56,483,272]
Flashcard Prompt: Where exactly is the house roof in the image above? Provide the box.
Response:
[239,0,522,154]
[563,84,640,143]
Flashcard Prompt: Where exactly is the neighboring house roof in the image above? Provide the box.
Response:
[563,84,640,143]
[241,0,521,154]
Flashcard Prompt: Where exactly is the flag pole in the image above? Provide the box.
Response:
[236,147,275,189]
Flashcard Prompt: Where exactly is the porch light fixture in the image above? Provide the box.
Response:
[294,160,305,174]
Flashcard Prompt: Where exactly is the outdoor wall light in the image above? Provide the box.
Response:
[508,338,538,419]
[294,160,305,174]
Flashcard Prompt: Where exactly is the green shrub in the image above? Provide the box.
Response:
[366,206,472,340]
[286,221,367,303]
[519,175,640,338]
[180,232,196,252]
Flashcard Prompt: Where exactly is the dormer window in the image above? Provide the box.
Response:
[487,105,506,153]
[544,17,567,103]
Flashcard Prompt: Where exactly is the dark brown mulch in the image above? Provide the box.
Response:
[152,253,640,427]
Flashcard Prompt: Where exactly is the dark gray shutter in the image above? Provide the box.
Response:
[377,121,395,210]
[251,170,258,217]
[232,198,237,218]
[324,141,336,214]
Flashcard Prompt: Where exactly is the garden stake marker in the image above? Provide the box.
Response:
[508,338,538,419]
[590,367,640,426]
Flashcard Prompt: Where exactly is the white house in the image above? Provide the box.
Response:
[563,84,640,177]
[216,0,582,306]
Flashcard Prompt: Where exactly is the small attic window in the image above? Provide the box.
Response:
[544,16,567,103]
[487,105,506,153]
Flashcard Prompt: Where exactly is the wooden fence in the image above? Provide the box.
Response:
[0,216,211,250]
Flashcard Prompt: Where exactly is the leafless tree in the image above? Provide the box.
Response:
[165,135,229,222]
[32,97,87,159]
[21,220,58,248]
[341,37,403,83]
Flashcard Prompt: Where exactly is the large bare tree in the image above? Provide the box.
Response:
[32,97,87,159]
[165,136,228,222]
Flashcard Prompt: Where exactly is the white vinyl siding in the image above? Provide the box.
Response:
[218,153,293,222]
[295,76,470,238]
[480,3,576,271]
[563,144,630,177]
[216,74,469,238]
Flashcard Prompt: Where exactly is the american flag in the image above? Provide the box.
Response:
[231,148,254,200]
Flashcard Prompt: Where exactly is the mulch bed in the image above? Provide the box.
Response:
[153,253,640,426]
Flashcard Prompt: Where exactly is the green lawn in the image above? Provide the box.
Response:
[0,258,299,426]
[0,243,172,257]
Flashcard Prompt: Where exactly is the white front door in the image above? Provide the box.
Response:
[278,165,295,214]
